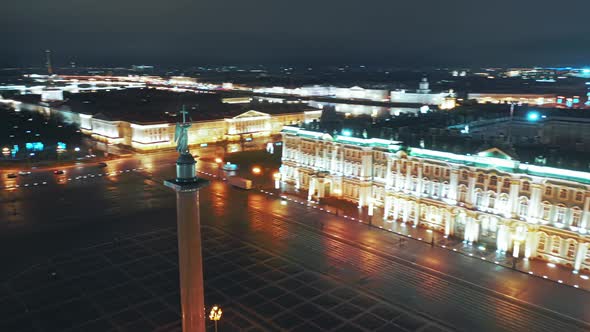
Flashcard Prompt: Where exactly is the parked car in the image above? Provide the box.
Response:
[18,171,31,176]
[53,170,65,175]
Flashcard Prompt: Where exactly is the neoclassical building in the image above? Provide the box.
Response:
[280,126,590,271]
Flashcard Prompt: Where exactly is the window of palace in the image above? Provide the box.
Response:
[572,208,582,227]
[567,241,576,259]
[518,199,528,217]
[445,169,450,177]
[537,234,547,252]
[475,191,483,208]
[461,171,468,180]
[488,193,495,209]
[575,192,583,202]
[522,181,530,192]
[477,174,484,183]
[559,189,568,199]
[545,186,553,196]
[432,182,440,197]
[542,203,551,220]
[442,183,449,198]
[434,168,440,176]
[424,166,430,174]
[503,178,511,188]
[550,236,561,255]
[489,176,498,187]
[459,187,467,202]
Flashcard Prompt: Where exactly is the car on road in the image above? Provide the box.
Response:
[53,170,65,175]
[6,173,17,179]
[18,171,31,176]
[97,162,107,167]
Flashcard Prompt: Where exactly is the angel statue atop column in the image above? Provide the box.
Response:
[174,106,191,154]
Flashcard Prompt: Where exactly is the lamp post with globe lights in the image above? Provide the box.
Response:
[209,305,222,332]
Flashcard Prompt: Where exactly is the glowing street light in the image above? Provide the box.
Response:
[252,166,261,175]
[209,305,222,332]
[214,157,222,164]
[2,147,10,157]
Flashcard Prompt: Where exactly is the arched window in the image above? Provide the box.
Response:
[431,181,440,197]
[542,202,551,221]
[551,236,561,255]
[442,182,449,198]
[537,233,547,252]
[545,186,552,196]
[477,174,485,184]
[475,191,483,209]
[504,178,511,189]
[567,241,576,258]
[459,186,467,203]
[489,176,498,187]
[572,208,582,227]
[518,198,528,217]
[461,170,469,180]
[559,189,568,199]
[522,181,530,191]
[497,194,509,212]
[488,192,496,209]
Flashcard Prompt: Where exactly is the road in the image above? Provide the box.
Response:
[1,151,590,331]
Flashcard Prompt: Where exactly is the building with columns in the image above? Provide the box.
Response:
[280,126,590,271]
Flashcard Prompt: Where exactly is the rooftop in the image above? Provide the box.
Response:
[14,88,319,124]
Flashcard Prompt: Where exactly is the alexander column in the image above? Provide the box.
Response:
[164,107,209,332]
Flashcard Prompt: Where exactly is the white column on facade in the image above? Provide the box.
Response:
[383,196,391,221]
[414,203,420,226]
[524,231,536,258]
[308,177,315,201]
[508,179,520,217]
[471,219,480,242]
[445,211,453,236]
[466,174,476,205]
[528,184,542,221]
[402,200,410,222]
[395,161,403,190]
[294,168,300,189]
[449,169,459,201]
[416,165,423,195]
[393,198,399,221]
[581,195,590,230]
[497,224,509,252]
[405,163,412,191]
[464,218,472,242]
[574,243,588,271]
[385,157,393,188]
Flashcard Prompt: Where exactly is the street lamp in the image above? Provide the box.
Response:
[209,305,222,332]
[252,166,261,175]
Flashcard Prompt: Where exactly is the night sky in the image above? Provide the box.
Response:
[3,0,590,67]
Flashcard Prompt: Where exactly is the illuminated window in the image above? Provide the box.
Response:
[556,207,566,223]
[489,176,497,187]
[518,199,528,217]
[542,203,551,220]
[551,236,561,255]
[537,234,547,252]
[559,189,568,199]
[572,208,582,227]
[545,186,552,196]
[477,174,484,183]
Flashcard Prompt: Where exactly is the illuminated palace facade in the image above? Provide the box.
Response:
[280,126,590,271]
